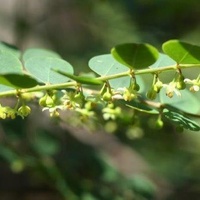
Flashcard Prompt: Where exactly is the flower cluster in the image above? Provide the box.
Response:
[0,104,31,119]
[146,76,163,99]
[146,72,189,99]
[163,82,181,98]
[39,90,64,117]
[184,77,200,92]
[112,78,140,102]
[0,104,16,119]
[102,103,121,120]
[0,69,199,125]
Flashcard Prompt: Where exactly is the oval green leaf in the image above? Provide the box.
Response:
[0,74,38,89]
[162,40,200,64]
[160,89,200,114]
[24,57,74,84]
[53,69,103,85]
[0,52,23,74]
[111,43,159,69]
[163,110,200,131]
[0,42,21,58]
[88,54,144,90]
[22,48,61,63]
[150,53,176,68]
[0,85,13,92]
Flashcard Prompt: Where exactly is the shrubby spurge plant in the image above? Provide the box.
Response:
[0,40,199,131]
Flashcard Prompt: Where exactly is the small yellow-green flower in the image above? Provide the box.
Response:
[18,105,31,117]
[123,88,137,101]
[163,82,181,98]
[102,104,121,120]
[0,105,6,119]
[5,107,16,119]
[184,78,200,92]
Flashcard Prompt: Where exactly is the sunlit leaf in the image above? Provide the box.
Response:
[22,48,61,62]
[162,40,200,64]
[0,42,21,58]
[0,85,13,92]
[160,89,200,114]
[163,110,200,131]
[150,53,176,68]
[88,54,144,90]
[111,43,159,69]
[24,57,74,84]
[0,52,23,74]
[0,74,38,89]
[53,69,103,85]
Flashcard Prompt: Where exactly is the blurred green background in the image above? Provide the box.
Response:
[0,0,200,199]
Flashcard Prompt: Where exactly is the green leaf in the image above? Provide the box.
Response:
[53,69,103,85]
[0,85,13,92]
[88,54,144,90]
[89,54,128,76]
[150,53,176,68]
[163,110,200,131]
[89,54,130,89]
[0,74,38,89]
[111,43,159,69]
[24,57,74,84]
[162,39,200,64]
[22,48,61,62]
[160,89,200,114]
[0,52,23,74]
[0,42,21,58]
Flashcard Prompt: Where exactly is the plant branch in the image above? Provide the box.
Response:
[0,63,200,98]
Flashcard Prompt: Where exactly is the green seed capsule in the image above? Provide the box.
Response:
[45,96,54,107]
[39,95,47,107]
[154,80,163,93]
[130,82,140,91]
[155,118,164,129]
[18,105,31,117]
[146,88,157,100]
[102,92,112,102]
[176,81,186,90]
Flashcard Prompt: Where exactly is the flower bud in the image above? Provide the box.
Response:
[45,95,55,107]
[18,105,31,117]
[130,82,140,91]
[85,101,94,110]
[5,107,16,119]
[0,111,6,119]
[154,80,163,93]
[0,105,7,119]
[166,90,174,98]
[50,110,60,117]
[176,81,186,90]
[102,91,112,102]
[74,92,85,107]
[123,88,136,101]
[175,74,186,90]
[39,94,47,107]
[155,118,164,129]
[190,85,199,92]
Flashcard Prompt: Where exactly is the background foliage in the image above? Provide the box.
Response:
[0,0,200,199]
